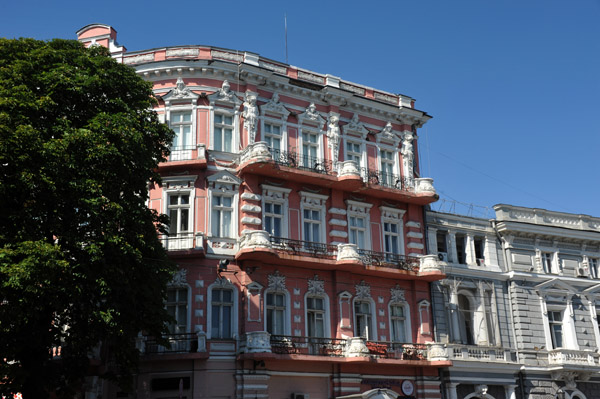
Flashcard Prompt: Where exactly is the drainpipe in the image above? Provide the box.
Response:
[492,219,520,364]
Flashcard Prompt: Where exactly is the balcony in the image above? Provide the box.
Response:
[160,144,207,169]
[238,332,451,366]
[237,232,445,280]
[446,344,517,363]
[160,233,204,255]
[548,348,600,367]
[142,332,204,355]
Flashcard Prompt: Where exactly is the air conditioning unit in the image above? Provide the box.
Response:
[576,267,588,277]
[438,252,449,262]
[291,394,309,399]
[476,258,485,266]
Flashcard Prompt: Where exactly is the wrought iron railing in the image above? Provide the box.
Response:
[366,341,427,360]
[360,167,411,191]
[270,237,337,259]
[145,333,198,354]
[358,249,420,272]
[270,335,347,357]
[269,147,334,176]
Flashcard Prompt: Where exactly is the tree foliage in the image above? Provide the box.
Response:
[0,38,175,398]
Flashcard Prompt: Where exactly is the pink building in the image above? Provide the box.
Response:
[78,24,450,399]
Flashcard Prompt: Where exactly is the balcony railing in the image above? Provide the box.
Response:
[548,348,599,366]
[145,333,199,354]
[160,233,196,251]
[365,341,428,360]
[358,249,420,272]
[446,344,515,363]
[169,145,196,161]
[270,237,337,259]
[360,167,411,191]
[269,147,335,176]
[270,335,347,356]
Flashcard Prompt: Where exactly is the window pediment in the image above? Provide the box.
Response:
[162,77,199,105]
[162,175,197,189]
[343,113,369,139]
[376,122,400,146]
[535,278,577,295]
[207,171,241,191]
[298,103,326,129]
[260,93,290,120]
[208,80,242,108]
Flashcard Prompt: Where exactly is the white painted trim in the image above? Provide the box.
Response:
[206,279,239,340]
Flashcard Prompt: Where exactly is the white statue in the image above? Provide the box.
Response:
[243,91,259,143]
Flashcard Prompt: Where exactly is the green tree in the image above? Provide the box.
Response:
[0,38,175,398]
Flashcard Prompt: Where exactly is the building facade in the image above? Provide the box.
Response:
[77,24,449,399]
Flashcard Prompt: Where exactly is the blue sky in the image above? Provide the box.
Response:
[3,0,600,218]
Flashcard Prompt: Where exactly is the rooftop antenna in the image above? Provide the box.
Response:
[285,13,288,64]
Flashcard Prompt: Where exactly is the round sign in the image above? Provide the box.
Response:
[401,380,414,396]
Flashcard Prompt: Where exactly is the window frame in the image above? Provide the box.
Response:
[207,171,241,241]
[166,286,190,334]
[161,175,197,251]
[389,301,411,343]
[264,289,291,336]
[212,111,236,153]
[261,184,291,239]
[300,191,328,244]
[379,206,406,256]
[346,200,373,250]
[206,278,239,340]
[353,298,377,340]
[207,81,242,154]
[161,77,199,162]
[305,294,331,338]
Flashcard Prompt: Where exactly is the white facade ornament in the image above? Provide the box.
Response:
[168,269,187,287]
[426,342,449,361]
[343,113,369,139]
[172,77,192,98]
[401,132,415,188]
[377,122,400,145]
[213,276,233,288]
[475,385,489,398]
[327,113,341,168]
[307,275,325,295]
[420,254,444,273]
[298,103,326,129]
[239,230,271,250]
[240,141,272,164]
[243,331,272,353]
[345,337,369,357]
[355,280,371,299]
[268,270,286,291]
[338,160,360,177]
[414,178,436,195]
[391,285,406,302]
[217,80,237,103]
[261,93,290,119]
[337,243,361,261]
[243,91,259,143]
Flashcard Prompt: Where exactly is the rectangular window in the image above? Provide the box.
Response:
[170,111,193,151]
[349,215,367,249]
[214,113,234,152]
[475,237,485,265]
[390,304,406,342]
[302,132,319,168]
[380,150,395,187]
[436,231,448,253]
[211,288,233,339]
[303,208,321,243]
[548,310,563,348]
[211,194,233,237]
[264,201,283,238]
[168,194,190,236]
[266,292,286,335]
[484,290,496,345]
[346,141,362,166]
[455,234,466,264]
[354,301,372,340]
[264,123,282,151]
[383,221,401,257]
[542,252,554,274]
[166,288,188,334]
[590,258,599,278]
[307,297,325,338]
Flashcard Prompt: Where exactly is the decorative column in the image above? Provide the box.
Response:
[327,112,341,170]
[401,132,415,189]
[448,232,457,264]
[465,234,476,265]
[447,282,462,343]
[505,384,518,399]
[446,383,459,399]
[243,91,258,144]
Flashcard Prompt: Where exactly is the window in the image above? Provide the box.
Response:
[300,192,328,244]
[590,257,599,278]
[542,252,554,274]
[457,294,475,345]
[213,113,234,152]
[354,300,373,339]
[380,150,396,187]
[211,194,233,237]
[346,141,362,167]
[390,304,407,342]
[349,215,367,248]
[548,310,563,348]
[266,292,286,335]
[304,208,321,243]
[307,296,325,338]
[301,131,320,168]
[211,288,233,339]
[264,123,282,151]
[437,231,448,254]
[484,290,497,345]
[474,237,485,265]
[168,193,190,237]
[166,287,188,334]
[455,234,467,264]
[170,111,193,153]
[264,201,283,238]
[383,221,401,256]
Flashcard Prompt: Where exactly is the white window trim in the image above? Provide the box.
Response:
[161,78,200,161]
[352,297,378,340]
[166,106,197,160]
[206,278,239,340]
[346,200,373,250]
[344,137,367,171]
[388,301,412,343]
[418,299,432,336]
[379,206,406,255]
[261,184,292,239]
[166,284,192,334]
[378,145,401,179]
[162,176,197,250]
[207,171,240,239]
[300,191,328,244]
[261,117,288,151]
[299,126,325,167]
[540,294,578,350]
[304,292,331,338]
[210,109,239,153]
[263,288,292,336]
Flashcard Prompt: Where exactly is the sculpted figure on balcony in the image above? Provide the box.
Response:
[243,91,259,143]
[327,113,341,167]
[401,132,415,188]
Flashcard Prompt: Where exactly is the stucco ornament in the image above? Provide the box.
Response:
[337,243,360,261]
[216,80,237,103]
[426,342,449,361]
[474,385,488,398]
[355,280,371,299]
[380,122,396,141]
[243,91,259,144]
[268,270,286,291]
[244,331,272,353]
[327,113,341,168]
[344,113,369,139]
[307,275,325,295]
[401,132,415,188]
[304,103,321,122]
[390,285,406,302]
[239,230,271,249]
[172,77,193,99]
[168,269,187,287]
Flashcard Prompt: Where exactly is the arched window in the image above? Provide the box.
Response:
[206,278,238,340]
